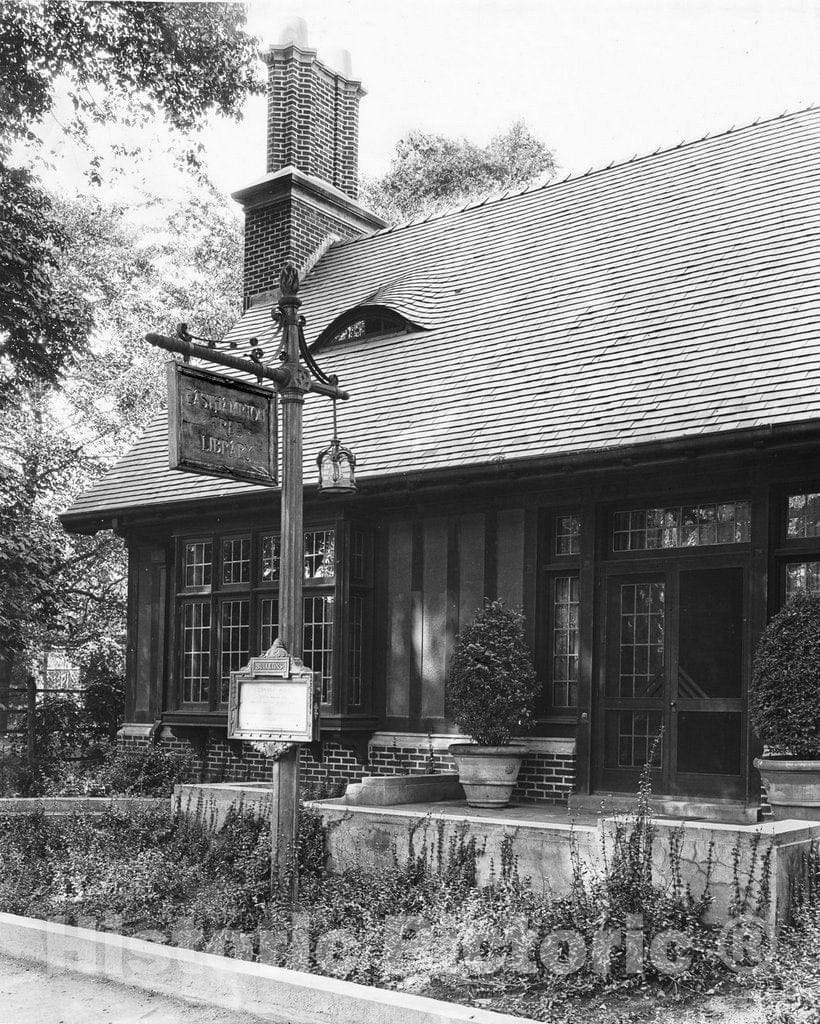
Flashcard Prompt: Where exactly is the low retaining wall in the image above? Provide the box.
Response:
[314,801,820,926]
[0,913,538,1024]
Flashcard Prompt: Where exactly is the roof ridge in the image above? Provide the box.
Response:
[334,102,819,246]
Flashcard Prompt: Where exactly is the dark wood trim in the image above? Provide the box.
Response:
[408,518,424,726]
[575,500,596,796]
[445,517,460,699]
[484,509,498,602]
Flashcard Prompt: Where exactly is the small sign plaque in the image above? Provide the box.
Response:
[228,642,320,743]
[167,362,277,486]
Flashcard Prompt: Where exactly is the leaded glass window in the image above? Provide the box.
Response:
[552,577,579,706]
[787,493,820,539]
[182,601,211,703]
[304,530,335,579]
[222,537,250,586]
[184,541,212,588]
[555,514,581,556]
[612,502,750,551]
[304,596,334,703]
[618,711,662,768]
[351,530,366,581]
[350,594,364,706]
[261,531,335,581]
[619,582,665,698]
[176,525,367,715]
[219,599,249,703]
[786,562,820,598]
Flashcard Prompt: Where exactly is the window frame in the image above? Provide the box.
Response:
[774,485,820,603]
[537,509,582,717]
[171,519,373,719]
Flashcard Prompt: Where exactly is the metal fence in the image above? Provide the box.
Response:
[1,677,85,768]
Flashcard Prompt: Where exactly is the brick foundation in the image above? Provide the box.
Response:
[119,729,576,806]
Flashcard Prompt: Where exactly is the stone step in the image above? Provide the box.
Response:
[569,792,761,824]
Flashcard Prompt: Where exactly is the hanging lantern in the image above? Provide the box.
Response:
[317,400,357,494]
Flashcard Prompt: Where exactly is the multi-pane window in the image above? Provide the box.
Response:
[786,562,820,598]
[220,600,249,703]
[182,602,211,703]
[787,493,820,539]
[555,514,581,556]
[184,541,212,587]
[261,531,335,581]
[618,711,662,768]
[350,594,364,706]
[176,525,368,715]
[260,597,279,651]
[552,577,579,706]
[351,530,366,581]
[618,582,665,698]
[303,595,335,703]
[613,502,751,551]
[222,538,250,585]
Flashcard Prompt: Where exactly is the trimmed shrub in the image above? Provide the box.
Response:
[446,599,538,746]
[750,592,820,758]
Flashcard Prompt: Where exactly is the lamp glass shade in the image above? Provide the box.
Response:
[317,440,356,494]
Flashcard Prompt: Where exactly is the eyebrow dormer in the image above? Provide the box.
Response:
[313,304,422,351]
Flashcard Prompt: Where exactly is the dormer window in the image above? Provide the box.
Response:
[314,305,419,350]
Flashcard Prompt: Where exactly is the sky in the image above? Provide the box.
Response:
[199,0,820,195]
[36,0,820,207]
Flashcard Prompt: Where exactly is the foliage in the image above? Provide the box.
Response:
[42,742,192,798]
[361,121,556,223]
[446,599,539,745]
[0,0,262,406]
[0,184,243,698]
[0,785,776,1017]
[750,592,820,758]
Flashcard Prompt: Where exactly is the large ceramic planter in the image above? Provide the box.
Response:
[449,743,528,808]
[754,757,820,820]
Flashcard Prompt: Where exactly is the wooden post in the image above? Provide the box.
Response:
[272,265,310,902]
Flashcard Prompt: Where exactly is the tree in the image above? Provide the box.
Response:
[0,180,243,701]
[360,120,556,223]
[0,0,262,408]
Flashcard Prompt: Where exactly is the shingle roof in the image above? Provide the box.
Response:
[64,106,820,526]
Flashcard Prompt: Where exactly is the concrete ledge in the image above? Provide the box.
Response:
[370,733,575,756]
[0,913,538,1024]
[0,797,167,815]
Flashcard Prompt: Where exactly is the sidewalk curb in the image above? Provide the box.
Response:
[0,913,538,1024]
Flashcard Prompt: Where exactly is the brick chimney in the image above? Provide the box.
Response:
[233,23,386,308]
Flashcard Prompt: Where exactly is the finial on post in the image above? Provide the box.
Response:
[279,263,300,303]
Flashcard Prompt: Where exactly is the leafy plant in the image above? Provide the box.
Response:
[750,592,820,758]
[446,600,539,745]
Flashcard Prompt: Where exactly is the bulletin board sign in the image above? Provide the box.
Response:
[228,653,320,743]
[167,362,277,486]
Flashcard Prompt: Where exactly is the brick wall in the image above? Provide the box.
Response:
[265,47,361,198]
[242,195,361,306]
[121,732,575,806]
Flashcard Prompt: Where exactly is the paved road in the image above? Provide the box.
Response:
[0,955,274,1024]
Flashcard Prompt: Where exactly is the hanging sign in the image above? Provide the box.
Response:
[228,641,320,743]
[167,362,277,486]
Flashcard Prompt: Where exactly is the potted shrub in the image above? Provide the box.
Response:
[447,599,539,808]
[751,591,820,820]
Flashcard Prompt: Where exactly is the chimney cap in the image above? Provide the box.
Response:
[276,17,309,49]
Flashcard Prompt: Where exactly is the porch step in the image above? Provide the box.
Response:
[569,792,761,825]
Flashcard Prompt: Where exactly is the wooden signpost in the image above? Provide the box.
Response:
[146,263,349,906]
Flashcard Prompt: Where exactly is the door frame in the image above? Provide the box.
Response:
[593,551,751,800]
